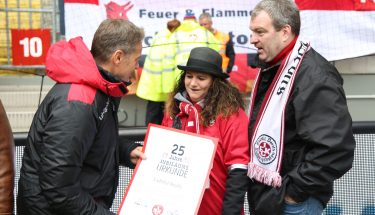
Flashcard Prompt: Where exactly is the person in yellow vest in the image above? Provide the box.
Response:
[136,19,181,125]
[162,10,220,95]
[199,12,235,74]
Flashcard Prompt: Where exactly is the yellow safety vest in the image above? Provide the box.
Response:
[162,20,220,93]
[136,29,172,102]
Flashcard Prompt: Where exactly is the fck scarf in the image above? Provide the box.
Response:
[177,101,203,134]
[247,38,310,187]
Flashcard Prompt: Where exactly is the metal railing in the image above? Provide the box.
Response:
[12,122,375,215]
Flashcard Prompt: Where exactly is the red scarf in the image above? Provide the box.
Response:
[177,102,202,134]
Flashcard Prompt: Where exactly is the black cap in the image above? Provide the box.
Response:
[177,47,229,79]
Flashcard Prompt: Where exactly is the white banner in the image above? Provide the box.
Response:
[65,0,256,55]
[65,0,375,61]
[64,0,375,93]
[300,10,375,61]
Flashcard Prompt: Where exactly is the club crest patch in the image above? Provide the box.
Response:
[254,134,277,164]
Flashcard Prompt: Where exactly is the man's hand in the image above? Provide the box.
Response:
[129,146,146,165]
[284,195,298,204]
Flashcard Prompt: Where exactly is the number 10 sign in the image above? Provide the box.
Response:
[11,29,51,65]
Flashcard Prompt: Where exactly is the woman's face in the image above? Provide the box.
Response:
[184,71,213,103]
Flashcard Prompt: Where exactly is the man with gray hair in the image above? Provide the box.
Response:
[17,19,145,215]
[246,0,355,214]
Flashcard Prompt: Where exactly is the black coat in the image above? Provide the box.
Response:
[17,83,138,215]
[17,37,139,215]
[247,48,356,215]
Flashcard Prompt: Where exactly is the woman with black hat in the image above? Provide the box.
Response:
[162,47,249,215]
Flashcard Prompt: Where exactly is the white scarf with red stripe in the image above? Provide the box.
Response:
[248,38,310,187]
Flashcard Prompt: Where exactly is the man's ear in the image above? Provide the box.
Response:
[112,49,124,64]
[281,25,293,42]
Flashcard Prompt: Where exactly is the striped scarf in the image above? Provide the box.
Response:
[248,38,310,187]
[177,101,203,134]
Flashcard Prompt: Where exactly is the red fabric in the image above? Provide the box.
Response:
[45,37,128,103]
[104,1,134,19]
[296,0,375,11]
[67,84,96,104]
[64,0,98,4]
[229,54,258,93]
[162,110,249,215]
[176,102,202,134]
[296,0,354,10]
[354,0,375,11]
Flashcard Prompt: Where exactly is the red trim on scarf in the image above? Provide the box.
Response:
[268,36,298,66]
[250,37,299,140]
[248,38,310,187]
[252,55,289,140]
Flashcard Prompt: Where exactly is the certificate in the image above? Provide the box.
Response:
[118,124,218,215]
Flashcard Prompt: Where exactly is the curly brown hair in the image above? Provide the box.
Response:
[165,71,244,127]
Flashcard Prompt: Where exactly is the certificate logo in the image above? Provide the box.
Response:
[152,204,164,215]
[254,134,277,164]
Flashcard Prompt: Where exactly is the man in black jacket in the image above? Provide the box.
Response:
[17,19,145,215]
[246,0,355,215]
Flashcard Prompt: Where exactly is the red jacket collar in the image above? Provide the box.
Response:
[45,37,128,97]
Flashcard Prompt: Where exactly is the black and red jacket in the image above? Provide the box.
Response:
[17,37,138,215]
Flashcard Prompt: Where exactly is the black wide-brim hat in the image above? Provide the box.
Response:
[177,47,229,79]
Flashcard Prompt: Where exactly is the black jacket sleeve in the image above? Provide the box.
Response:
[222,169,249,215]
[225,39,235,74]
[286,54,356,203]
[39,100,114,215]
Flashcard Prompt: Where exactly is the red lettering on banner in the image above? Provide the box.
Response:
[64,0,98,4]
[296,0,375,11]
[11,29,51,65]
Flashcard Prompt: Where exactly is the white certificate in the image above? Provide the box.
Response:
[118,124,218,215]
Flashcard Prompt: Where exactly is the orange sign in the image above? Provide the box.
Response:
[11,29,51,65]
